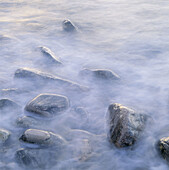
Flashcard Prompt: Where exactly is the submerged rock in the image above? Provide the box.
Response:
[62,19,77,32]
[15,148,59,169]
[14,68,89,92]
[0,99,19,110]
[80,68,120,81]
[158,137,169,162]
[20,129,66,147]
[0,129,11,143]
[25,93,69,117]
[39,46,62,65]
[107,103,146,147]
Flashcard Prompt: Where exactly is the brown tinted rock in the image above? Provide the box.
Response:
[107,103,146,147]
[158,137,169,161]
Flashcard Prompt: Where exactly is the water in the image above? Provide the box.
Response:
[0,0,169,169]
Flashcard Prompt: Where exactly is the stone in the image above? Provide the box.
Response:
[62,19,77,32]
[25,93,69,117]
[39,46,62,65]
[20,129,66,147]
[14,68,89,92]
[80,68,120,81]
[0,129,11,143]
[15,148,59,169]
[107,103,146,147]
[158,137,169,162]
[0,99,20,110]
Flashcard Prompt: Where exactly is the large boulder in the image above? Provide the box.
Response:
[158,137,169,162]
[15,148,59,169]
[14,68,89,92]
[25,93,69,117]
[107,103,147,147]
[39,46,62,65]
[20,129,66,148]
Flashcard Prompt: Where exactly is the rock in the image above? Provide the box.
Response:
[39,46,62,65]
[14,68,89,92]
[20,129,66,147]
[15,148,59,169]
[16,116,41,128]
[81,68,120,81]
[158,137,169,162]
[25,93,69,117]
[62,19,77,32]
[0,129,11,143]
[107,103,146,147]
[0,99,20,110]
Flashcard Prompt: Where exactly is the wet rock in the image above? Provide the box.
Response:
[107,103,146,147]
[0,88,28,96]
[158,137,169,162]
[81,68,120,81]
[15,148,59,169]
[14,68,89,92]
[62,19,77,32]
[0,99,20,110]
[39,46,62,65]
[20,129,66,147]
[0,129,11,143]
[16,116,41,128]
[25,93,69,117]
[74,107,88,121]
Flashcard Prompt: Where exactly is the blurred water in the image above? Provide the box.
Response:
[0,0,169,169]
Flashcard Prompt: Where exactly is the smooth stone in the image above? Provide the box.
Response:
[62,19,77,32]
[107,103,147,147]
[0,99,19,110]
[158,137,169,162]
[14,68,89,92]
[25,93,69,117]
[39,46,62,65]
[20,129,66,147]
[81,68,120,81]
[15,148,59,169]
[0,129,11,143]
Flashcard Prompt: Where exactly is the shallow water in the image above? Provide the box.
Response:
[0,0,169,169]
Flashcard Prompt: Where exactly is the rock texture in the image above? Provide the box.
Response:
[0,129,11,143]
[62,19,76,32]
[0,99,19,110]
[80,68,120,81]
[20,129,66,147]
[25,93,69,117]
[39,46,62,65]
[107,103,146,147]
[158,137,169,161]
[14,68,88,92]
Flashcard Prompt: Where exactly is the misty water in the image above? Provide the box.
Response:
[0,0,169,169]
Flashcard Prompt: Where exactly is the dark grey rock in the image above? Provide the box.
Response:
[0,99,20,110]
[158,137,169,162]
[15,148,59,169]
[107,103,146,147]
[14,68,89,92]
[39,46,62,65]
[0,129,11,143]
[62,19,77,32]
[25,93,69,117]
[81,68,120,81]
[20,129,66,147]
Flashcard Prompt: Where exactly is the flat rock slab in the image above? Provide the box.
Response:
[20,129,66,148]
[107,103,146,147]
[39,46,62,65]
[15,148,59,169]
[80,68,120,81]
[14,68,89,92]
[158,137,169,162]
[25,93,69,117]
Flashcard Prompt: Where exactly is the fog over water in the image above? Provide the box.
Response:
[0,0,169,169]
